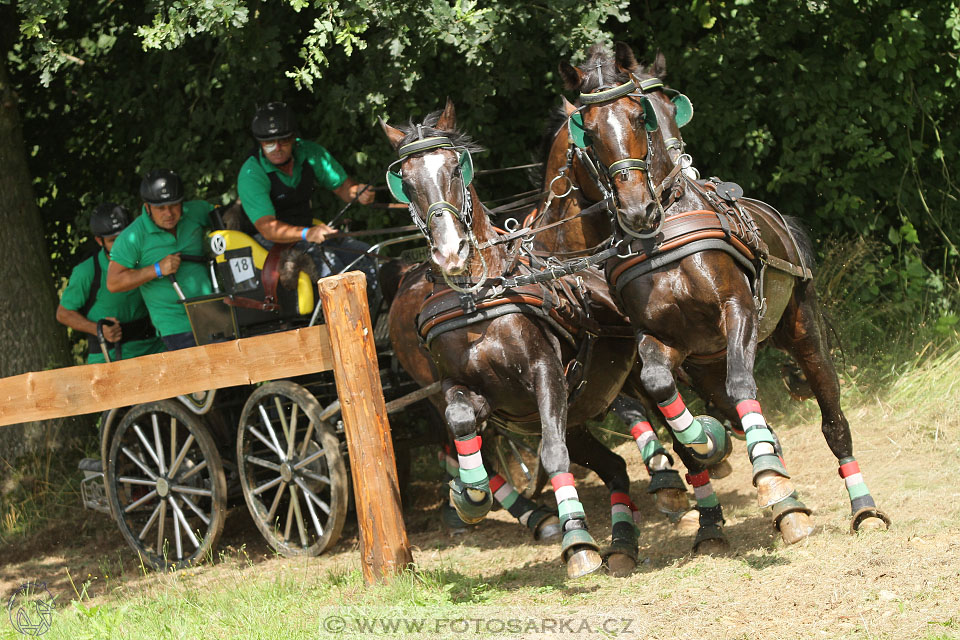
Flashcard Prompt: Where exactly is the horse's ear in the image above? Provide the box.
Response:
[561,95,577,117]
[613,41,639,73]
[436,98,456,131]
[651,50,667,79]
[379,117,406,151]
[558,61,583,92]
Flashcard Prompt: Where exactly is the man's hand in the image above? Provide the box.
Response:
[101,317,122,343]
[158,253,181,276]
[354,183,375,205]
[304,222,336,244]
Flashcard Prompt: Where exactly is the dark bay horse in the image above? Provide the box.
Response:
[383,101,649,577]
[530,44,735,552]
[553,44,890,543]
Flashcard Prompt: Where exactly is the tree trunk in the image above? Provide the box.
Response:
[0,57,77,459]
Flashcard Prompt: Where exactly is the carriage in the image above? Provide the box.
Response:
[77,220,545,571]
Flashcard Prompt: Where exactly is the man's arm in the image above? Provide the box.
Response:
[107,254,181,293]
[55,306,122,342]
[332,177,375,205]
[254,216,335,244]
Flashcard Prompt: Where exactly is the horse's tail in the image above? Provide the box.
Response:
[783,214,816,277]
[783,215,847,366]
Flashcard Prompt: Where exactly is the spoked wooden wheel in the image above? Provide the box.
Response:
[237,381,348,557]
[488,423,547,499]
[106,400,227,571]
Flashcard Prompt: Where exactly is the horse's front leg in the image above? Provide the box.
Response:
[533,359,603,579]
[443,383,493,524]
[637,335,731,553]
[722,297,815,544]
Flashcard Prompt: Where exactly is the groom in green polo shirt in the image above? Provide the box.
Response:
[107,169,214,350]
[57,203,165,363]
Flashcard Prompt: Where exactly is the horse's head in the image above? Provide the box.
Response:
[559,43,694,237]
[381,100,481,277]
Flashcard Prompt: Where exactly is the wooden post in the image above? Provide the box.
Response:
[317,272,412,584]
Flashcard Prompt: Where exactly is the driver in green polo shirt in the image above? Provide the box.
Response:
[236,102,378,298]
[57,203,165,363]
[107,169,215,350]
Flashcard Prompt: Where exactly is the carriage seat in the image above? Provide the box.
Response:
[207,229,316,316]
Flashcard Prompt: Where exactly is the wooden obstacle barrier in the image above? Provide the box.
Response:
[0,272,411,584]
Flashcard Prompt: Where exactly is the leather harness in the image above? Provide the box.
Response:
[415,261,633,423]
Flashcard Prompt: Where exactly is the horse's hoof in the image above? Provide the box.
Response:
[851,506,891,534]
[756,470,795,508]
[654,487,690,520]
[856,517,888,532]
[778,511,815,544]
[534,515,563,543]
[605,553,636,577]
[708,459,733,480]
[566,547,603,579]
[694,537,729,555]
[693,522,729,555]
[675,509,700,533]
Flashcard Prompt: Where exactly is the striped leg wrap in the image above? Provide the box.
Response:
[551,472,586,529]
[838,457,877,514]
[630,420,671,473]
[736,400,789,480]
[610,491,641,542]
[454,434,488,489]
[437,446,459,478]
[686,470,724,526]
[489,473,537,526]
[659,392,712,456]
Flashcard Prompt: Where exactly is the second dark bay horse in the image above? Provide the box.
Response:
[553,43,890,544]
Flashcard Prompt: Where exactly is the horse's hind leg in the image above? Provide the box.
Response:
[663,426,730,555]
[443,384,494,524]
[637,336,731,471]
[566,427,641,576]
[721,298,815,544]
[609,394,690,520]
[774,284,890,533]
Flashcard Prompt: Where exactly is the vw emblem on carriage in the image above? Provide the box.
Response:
[7,582,54,636]
[210,233,227,256]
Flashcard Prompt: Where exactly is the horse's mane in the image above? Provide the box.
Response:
[392,110,485,155]
[578,43,657,93]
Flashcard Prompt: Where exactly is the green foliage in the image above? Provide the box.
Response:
[6,0,959,352]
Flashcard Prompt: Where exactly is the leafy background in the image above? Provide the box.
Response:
[5,0,959,336]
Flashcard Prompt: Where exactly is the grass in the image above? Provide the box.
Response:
[2,242,959,639]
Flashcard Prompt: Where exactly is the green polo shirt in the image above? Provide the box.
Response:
[237,138,347,223]
[60,249,166,364]
[110,201,214,336]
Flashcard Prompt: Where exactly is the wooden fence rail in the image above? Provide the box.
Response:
[0,272,410,584]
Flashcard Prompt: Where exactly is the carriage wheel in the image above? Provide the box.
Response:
[237,381,348,557]
[105,400,228,571]
[488,424,547,499]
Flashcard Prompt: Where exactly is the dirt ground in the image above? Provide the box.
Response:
[1,387,958,639]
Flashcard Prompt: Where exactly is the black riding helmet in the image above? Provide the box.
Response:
[89,203,130,238]
[251,102,296,141]
[140,169,184,206]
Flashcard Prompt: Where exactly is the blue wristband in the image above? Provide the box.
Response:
[301,227,309,241]
[154,262,162,278]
